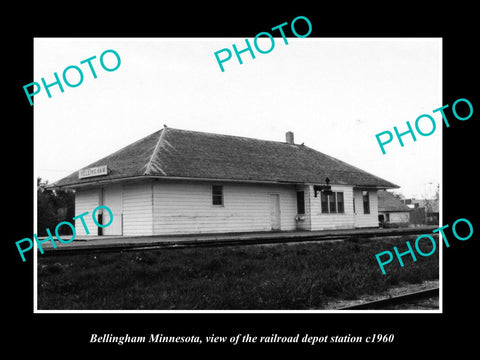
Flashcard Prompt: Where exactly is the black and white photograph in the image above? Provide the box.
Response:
[33,37,442,312]
[7,4,479,355]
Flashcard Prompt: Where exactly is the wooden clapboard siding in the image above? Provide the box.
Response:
[353,189,379,228]
[310,185,355,230]
[74,188,100,236]
[152,182,297,235]
[102,184,123,235]
[390,212,410,223]
[383,211,410,223]
[75,182,381,237]
[123,182,153,236]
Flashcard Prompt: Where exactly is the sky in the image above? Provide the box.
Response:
[34,37,442,199]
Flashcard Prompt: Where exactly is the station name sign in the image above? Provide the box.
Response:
[79,165,108,179]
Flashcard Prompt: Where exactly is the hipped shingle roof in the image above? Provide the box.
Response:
[53,127,399,189]
[378,190,411,212]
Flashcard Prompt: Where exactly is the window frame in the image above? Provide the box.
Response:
[329,192,337,213]
[363,190,370,214]
[212,185,224,206]
[321,191,344,214]
[321,191,329,213]
[337,192,344,214]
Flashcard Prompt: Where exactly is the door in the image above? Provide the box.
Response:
[270,194,281,231]
[102,184,123,235]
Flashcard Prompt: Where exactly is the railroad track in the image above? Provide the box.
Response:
[40,227,438,257]
[40,234,352,257]
[337,288,439,310]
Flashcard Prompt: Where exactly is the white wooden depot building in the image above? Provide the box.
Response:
[52,126,399,237]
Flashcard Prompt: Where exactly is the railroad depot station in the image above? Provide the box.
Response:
[52,126,400,238]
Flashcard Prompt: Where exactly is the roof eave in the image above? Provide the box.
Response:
[50,175,307,190]
[50,175,401,190]
[354,183,400,190]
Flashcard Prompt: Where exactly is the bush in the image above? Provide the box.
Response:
[37,178,74,235]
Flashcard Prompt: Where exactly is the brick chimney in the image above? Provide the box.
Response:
[286,131,294,144]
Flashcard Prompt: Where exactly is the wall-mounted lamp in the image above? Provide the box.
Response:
[314,177,332,197]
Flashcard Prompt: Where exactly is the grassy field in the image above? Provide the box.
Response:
[37,235,439,310]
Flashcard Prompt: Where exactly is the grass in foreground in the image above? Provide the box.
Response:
[37,235,439,310]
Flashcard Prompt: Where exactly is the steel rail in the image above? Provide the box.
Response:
[39,234,351,257]
[39,227,438,258]
[337,288,439,310]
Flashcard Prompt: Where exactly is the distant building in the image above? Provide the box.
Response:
[52,126,399,237]
[402,198,439,225]
[377,190,411,227]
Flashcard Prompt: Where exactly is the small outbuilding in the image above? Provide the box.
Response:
[52,126,399,237]
[377,190,411,227]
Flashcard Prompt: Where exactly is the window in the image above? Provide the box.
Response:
[329,192,336,213]
[363,191,370,214]
[321,192,329,213]
[321,191,344,214]
[212,185,223,205]
[337,192,344,213]
[296,191,305,215]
